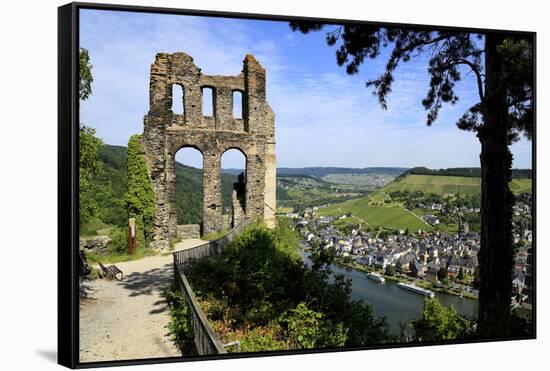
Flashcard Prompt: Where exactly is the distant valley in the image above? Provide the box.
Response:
[86,144,531,236]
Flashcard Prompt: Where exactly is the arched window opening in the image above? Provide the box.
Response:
[174,147,203,227]
[232,90,243,119]
[202,87,214,117]
[172,84,185,114]
[221,149,247,225]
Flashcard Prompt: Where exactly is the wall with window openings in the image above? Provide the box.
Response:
[142,52,276,249]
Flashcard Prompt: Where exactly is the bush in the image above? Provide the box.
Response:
[165,288,196,354]
[385,265,396,276]
[186,221,390,351]
[342,255,354,264]
[412,298,472,341]
[281,303,323,349]
[107,228,128,255]
[238,325,287,353]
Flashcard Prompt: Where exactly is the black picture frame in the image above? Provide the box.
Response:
[58,2,536,368]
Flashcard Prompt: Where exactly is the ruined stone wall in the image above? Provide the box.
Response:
[176,224,201,240]
[232,189,245,227]
[142,52,276,249]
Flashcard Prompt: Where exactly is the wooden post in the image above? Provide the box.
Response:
[128,218,137,255]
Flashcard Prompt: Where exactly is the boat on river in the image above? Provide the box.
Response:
[396,282,435,298]
[366,272,386,283]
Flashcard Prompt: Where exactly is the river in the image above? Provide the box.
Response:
[301,251,478,336]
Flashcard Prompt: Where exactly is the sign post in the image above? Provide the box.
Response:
[128,218,137,255]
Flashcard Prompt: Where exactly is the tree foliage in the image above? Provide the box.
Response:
[79,127,103,229]
[79,48,93,101]
[125,135,156,247]
[437,266,449,281]
[412,298,472,341]
[289,23,533,140]
[78,48,103,229]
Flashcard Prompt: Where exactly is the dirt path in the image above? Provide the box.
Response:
[79,240,204,363]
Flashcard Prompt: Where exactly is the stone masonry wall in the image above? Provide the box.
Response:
[176,224,201,240]
[142,52,276,249]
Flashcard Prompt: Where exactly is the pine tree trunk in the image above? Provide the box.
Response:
[477,33,515,337]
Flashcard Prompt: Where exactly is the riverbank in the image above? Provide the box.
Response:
[334,258,478,300]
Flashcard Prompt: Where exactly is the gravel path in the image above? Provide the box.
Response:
[79,239,204,363]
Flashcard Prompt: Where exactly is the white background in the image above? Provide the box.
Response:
[0,0,547,370]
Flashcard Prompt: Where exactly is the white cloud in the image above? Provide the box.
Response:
[80,9,532,169]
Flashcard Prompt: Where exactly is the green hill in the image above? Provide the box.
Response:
[382,174,531,196]
[318,197,433,232]
[317,173,532,234]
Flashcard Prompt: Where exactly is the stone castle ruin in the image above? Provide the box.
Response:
[142,52,276,249]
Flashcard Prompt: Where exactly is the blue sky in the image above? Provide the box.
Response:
[80,9,532,169]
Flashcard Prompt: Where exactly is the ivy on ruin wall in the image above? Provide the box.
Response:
[126,134,156,247]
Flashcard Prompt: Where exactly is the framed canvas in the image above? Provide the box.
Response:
[58,2,536,368]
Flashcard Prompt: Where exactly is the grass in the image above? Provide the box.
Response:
[384,174,532,196]
[277,207,294,213]
[384,175,482,195]
[86,247,159,264]
[369,191,388,203]
[202,229,229,241]
[509,178,533,194]
[80,218,112,236]
[318,197,433,232]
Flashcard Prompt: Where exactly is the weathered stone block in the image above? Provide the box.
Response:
[176,224,201,240]
[79,235,112,251]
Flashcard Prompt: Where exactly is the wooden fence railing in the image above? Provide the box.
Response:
[172,219,250,355]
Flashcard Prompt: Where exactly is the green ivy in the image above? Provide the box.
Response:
[125,135,156,248]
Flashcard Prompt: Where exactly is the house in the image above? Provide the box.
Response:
[409,260,426,278]
[448,256,476,276]
[356,255,375,266]
[396,253,415,273]
[318,216,333,224]
[425,214,440,225]
[512,271,526,293]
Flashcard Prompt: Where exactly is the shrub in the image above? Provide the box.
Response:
[107,228,128,255]
[385,265,396,276]
[412,298,472,341]
[165,288,196,354]
[280,302,323,349]
[186,221,390,351]
[238,325,287,353]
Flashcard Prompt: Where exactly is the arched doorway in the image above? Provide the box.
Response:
[174,146,204,238]
[221,148,247,228]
